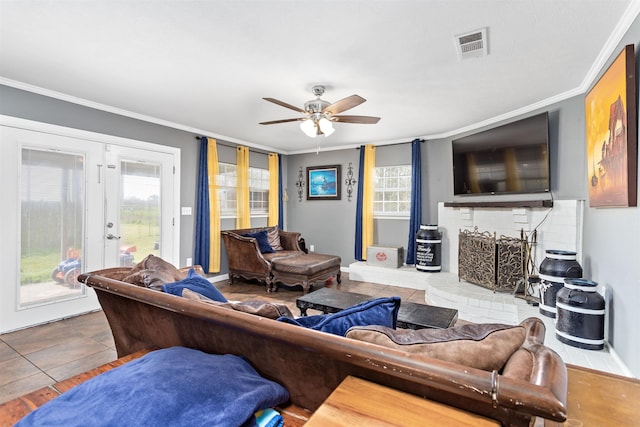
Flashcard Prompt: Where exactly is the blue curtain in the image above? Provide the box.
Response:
[406,139,423,265]
[194,137,210,273]
[354,146,366,261]
[278,154,284,229]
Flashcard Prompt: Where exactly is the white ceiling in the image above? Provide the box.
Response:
[1,1,638,154]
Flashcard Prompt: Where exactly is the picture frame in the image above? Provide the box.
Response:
[307,165,341,200]
[585,44,637,207]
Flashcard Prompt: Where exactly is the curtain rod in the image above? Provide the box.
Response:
[194,136,272,155]
[356,139,425,149]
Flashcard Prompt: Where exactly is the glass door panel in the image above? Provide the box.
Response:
[19,149,86,307]
[0,125,103,333]
[118,160,162,266]
[103,146,176,270]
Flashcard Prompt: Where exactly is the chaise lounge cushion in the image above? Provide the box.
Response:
[346,321,526,372]
[162,268,228,302]
[271,253,341,275]
[278,296,400,336]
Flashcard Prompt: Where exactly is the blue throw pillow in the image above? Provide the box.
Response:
[162,268,228,302]
[277,296,400,336]
[16,347,289,427]
[242,230,275,254]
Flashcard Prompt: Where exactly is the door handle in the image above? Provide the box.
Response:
[106,233,121,240]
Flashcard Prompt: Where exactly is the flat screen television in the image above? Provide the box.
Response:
[452,112,550,196]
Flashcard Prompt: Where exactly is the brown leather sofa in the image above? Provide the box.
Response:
[222,226,341,293]
[78,266,568,426]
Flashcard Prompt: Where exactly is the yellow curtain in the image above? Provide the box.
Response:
[236,146,251,228]
[362,144,376,260]
[268,153,279,227]
[207,138,221,272]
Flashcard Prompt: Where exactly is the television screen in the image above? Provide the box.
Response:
[452,112,550,196]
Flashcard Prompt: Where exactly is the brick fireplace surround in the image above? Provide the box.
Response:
[438,199,583,275]
[349,199,632,377]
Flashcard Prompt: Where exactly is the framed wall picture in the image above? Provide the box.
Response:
[585,44,638,207]
[307,165,341,200]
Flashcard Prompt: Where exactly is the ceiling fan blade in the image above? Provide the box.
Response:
[324,95,366,115]
[259,118,305,125]
[263,97,306,113]
[332,115,380,124]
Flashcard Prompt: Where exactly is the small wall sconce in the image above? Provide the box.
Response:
[345,162,357,202]
[295,167,305,202]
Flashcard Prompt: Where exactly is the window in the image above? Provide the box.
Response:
[249,167,270,214]
[217,163,269,216]
[217,163,237,216]
[374,165,411,217]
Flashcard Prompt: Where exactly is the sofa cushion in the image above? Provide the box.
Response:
[346,322,526,371]
[277,296,400,336]
[162,268,228,302]
[122,268,177,290]
[127,254,183,280]
[182,288,293,319]
[242,230,275,254]
[266,226,284,251]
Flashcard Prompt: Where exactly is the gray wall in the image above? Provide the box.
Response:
[579,16,640,378]
[287,149,361,263]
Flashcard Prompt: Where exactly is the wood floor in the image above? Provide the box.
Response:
[0,273,425,404]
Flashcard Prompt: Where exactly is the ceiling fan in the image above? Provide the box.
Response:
[259,85,380,138]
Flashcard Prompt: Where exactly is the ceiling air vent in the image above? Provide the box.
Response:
[455,28,488,60]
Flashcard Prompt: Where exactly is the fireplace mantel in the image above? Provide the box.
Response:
[443,200,553,209]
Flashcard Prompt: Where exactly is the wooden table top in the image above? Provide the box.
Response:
[305,375,499,426]
[296,287,458,329]
[544,364,640,427]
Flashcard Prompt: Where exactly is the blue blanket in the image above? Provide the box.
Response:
[278,296,400,336]
[17,347,289,427]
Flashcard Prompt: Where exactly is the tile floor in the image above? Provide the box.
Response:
[0,273,425,405]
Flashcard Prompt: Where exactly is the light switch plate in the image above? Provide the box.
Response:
[181,207,192,215]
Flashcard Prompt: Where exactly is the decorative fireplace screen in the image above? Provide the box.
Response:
[458,228,526,292]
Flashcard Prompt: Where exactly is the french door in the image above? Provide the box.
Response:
[0,119,179,332]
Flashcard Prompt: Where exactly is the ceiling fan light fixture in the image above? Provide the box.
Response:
[318,117,335,137]
[300,119,317,138]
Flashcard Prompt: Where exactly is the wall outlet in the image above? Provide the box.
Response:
[186,257,192,266]
[309,244,315,252]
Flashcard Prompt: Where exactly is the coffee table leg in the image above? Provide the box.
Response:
[298,301,310,316]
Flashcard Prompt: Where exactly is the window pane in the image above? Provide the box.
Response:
[120,160,161,265]
[20,149,85,306]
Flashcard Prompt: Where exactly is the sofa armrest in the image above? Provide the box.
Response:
[221,231,271,274]
[279,230,302,251]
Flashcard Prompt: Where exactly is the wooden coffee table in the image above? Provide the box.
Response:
[296,287,458,329]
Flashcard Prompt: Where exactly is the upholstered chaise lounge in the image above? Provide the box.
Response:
[222,226,341,293]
